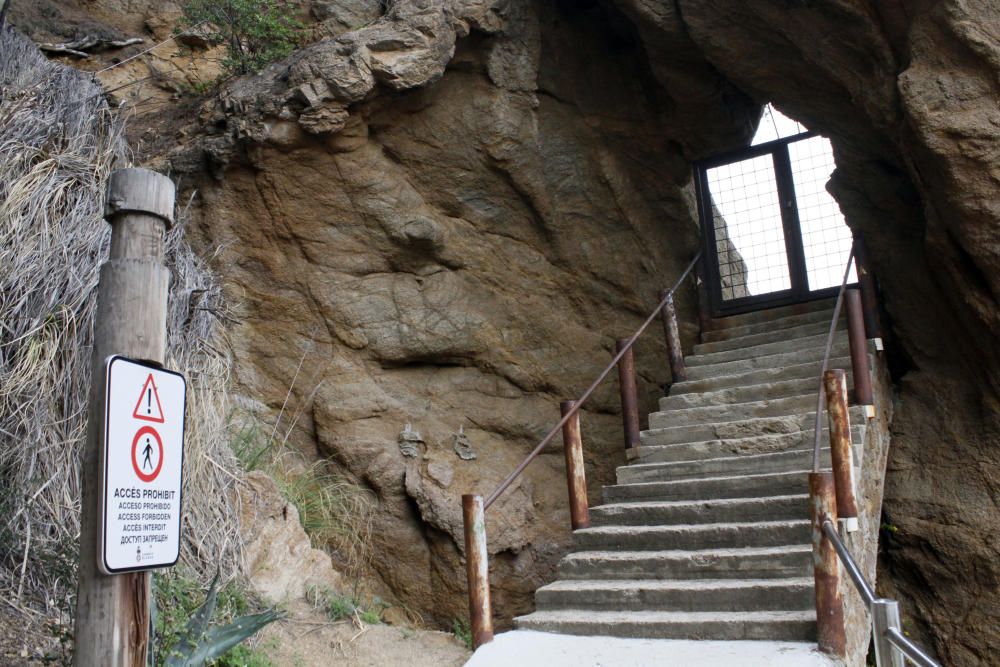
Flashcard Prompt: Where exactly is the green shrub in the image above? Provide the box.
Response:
[452,617,473,650]
[152,568,279,667]
[179,0,302,76]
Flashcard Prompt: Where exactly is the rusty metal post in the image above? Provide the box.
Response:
[658,290,687,385]
[845,288,873,407]
[852,233,883,345]
[462,494,493,648]
[823,370,859,532]
[809,472,846,658]
[615,338,641,450]
[560,400,590,530]
[695,257,713,336]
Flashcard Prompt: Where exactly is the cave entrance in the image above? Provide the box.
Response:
[694,105,856,316]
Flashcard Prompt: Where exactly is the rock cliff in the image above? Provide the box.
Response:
[9,0,999,662]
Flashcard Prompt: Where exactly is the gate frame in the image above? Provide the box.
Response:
[694,130,852,316]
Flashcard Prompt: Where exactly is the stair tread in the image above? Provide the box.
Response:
[593,494,809,512]
[539,578,813,592]
[563,544,813,560]
[687,332,842,366]
[577,519,810,534]
[609,469,813,488]
[621,449,826,472]
[517,609,816,622]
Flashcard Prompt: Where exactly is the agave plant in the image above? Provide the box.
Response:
[150,572,281,667]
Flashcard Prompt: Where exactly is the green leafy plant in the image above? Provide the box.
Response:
[179,0,302,76]
[151,569,281,666]
[452,617,473,650]
[306,586,384,625]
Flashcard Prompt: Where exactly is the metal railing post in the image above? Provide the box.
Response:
[852,232,883,345]
[823,369,859,532]
[462,494,493,648]
[615,338,641,450]
[695,256,712,335]
[809,472,846,658]
[872,599,905,667]
[658,290,687,385]
[845,288,874,408]
[560,400,590,530]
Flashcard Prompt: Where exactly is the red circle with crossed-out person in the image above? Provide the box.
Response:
[131,425,164,483]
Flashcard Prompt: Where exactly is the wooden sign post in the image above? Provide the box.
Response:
[74,168,174,667]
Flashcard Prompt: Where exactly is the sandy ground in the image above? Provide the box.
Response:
[258,601,471,667]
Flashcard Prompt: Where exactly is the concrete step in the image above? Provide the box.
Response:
[589,495,808,526]
[603,470,811,503]
[573,520,811,550]
[687,332,843,367]
[616,448,840,484]
[702,308,837,344]
[514,609,817,641]
[686,342,851,380]
[671,356,856,394]
[639,405,868,446]
[661,376,852,410]
[556,545,813,581]
[695,320,845,355]
[630,425,866,463]
[649,394,816,429]
[706,298,837,331]
[534,578,814,613]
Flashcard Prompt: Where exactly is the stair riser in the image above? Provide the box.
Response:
[661,377,852,410]
[688,333,842,367]
[535,585,814,613]
[649,395,816,429]
[604,473,809,503]
[672,356,855,393]
[695,321,844,354]
[705,298,837,333]
[589,497,808,526]
[616,449,840,483]
[686,344,851,380]
[557,552,812,581]
[514,616,816,642]
[633,427,865,462]
[574,524,811,550]
[639,406,868,446]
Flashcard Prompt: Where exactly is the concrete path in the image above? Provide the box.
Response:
[464,630,843,667]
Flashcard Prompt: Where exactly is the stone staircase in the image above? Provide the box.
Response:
[514,298,873,643]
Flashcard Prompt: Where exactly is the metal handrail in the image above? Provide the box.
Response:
[811,245,855,472]
[887,628,941,667]
[821,519,942,667]
[483,251,703,510]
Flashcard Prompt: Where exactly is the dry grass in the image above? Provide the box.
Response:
[0,27,242,619]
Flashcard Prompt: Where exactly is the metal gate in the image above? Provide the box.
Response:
[694,131,855,316]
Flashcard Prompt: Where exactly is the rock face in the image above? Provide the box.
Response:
[15,0,1000,661]
[239,471,344,602]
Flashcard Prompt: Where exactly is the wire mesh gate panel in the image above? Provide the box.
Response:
[695,131,855,315]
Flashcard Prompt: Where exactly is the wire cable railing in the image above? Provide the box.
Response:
[483,250,702,510]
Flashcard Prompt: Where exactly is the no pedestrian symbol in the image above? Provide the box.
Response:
[99,356,186,574]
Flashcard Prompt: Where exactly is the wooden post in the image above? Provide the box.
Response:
[845,288,873,407]
[658,290,687,385]
[615,339,641,450]
[74,169,174,667]
[809,472,846,658]
[560,400,589,530]
[462,494,494,648]
[823,370,859,532]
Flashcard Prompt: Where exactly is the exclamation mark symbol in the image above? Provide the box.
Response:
[147,388,152,415]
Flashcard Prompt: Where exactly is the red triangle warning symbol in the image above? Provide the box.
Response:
[133,374,165,423]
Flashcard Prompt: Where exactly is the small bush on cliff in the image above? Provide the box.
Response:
[179,0,302,76]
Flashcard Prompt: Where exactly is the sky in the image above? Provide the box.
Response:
[706,105,855,299]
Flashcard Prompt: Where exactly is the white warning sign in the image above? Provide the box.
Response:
[100,356,186,574]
